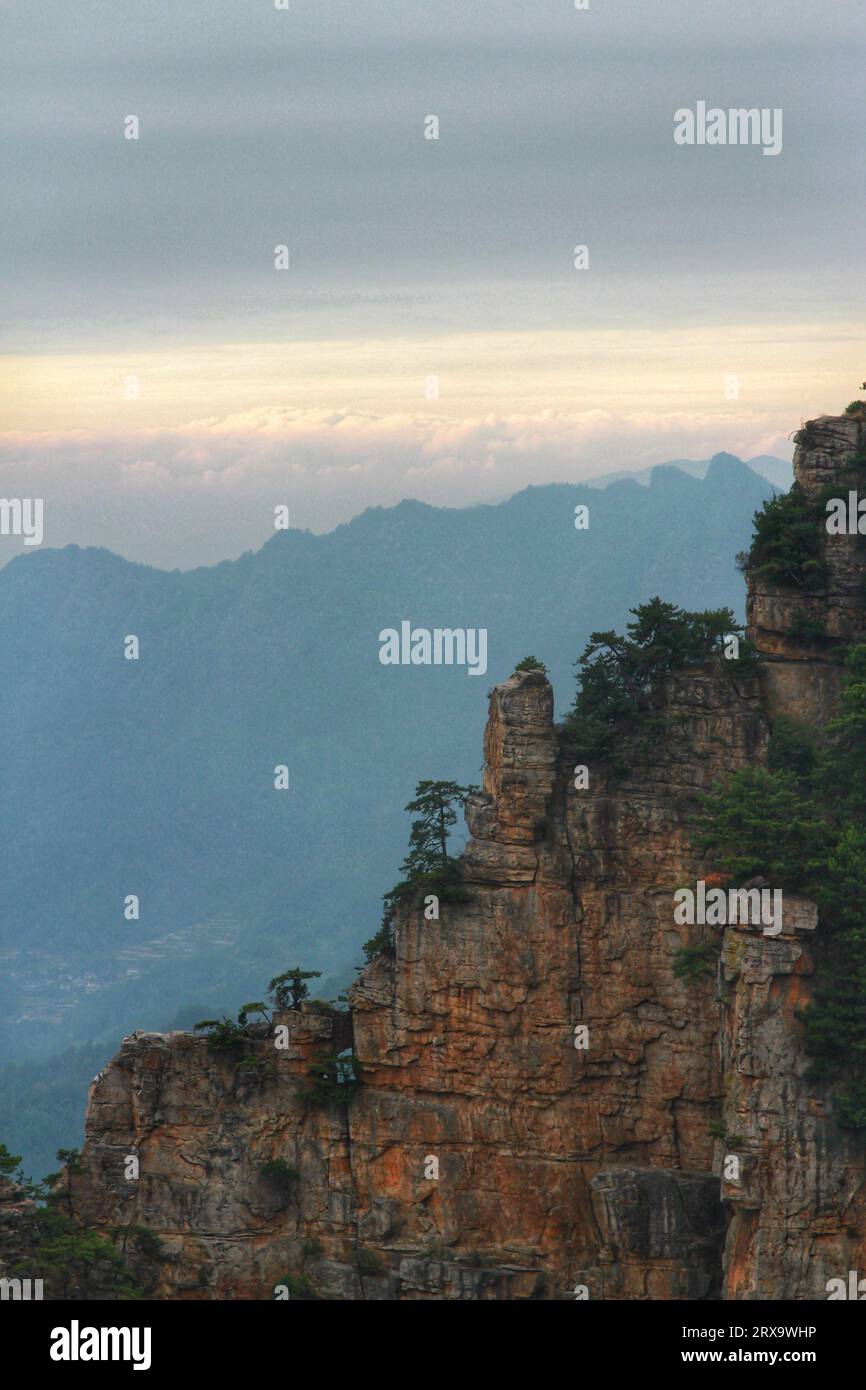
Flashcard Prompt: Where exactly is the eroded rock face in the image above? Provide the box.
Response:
[579,1169,725,1300]
[73,1014,360,1300]
[748,412,866,723]
[716,412,866,1301]
[718,909,866,1301]
[66,660,763,1301]
[28,409,866,1301]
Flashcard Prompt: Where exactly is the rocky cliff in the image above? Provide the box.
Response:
[9,410,866,1300]
[747,412,866,723]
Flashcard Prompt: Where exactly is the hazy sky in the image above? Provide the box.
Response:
[2,0,864,566]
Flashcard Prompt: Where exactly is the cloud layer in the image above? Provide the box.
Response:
[0,402,795,569]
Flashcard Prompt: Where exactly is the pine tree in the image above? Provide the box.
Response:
[400,780,474,878]
[267,967,323,1012]
[363,779,476,962]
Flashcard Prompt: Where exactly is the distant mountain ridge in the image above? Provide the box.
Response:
[585,451,792,491]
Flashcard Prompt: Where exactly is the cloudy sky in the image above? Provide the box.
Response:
[2,0,864,567]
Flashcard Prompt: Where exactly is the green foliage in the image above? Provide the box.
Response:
[234,1055,270,1079]
[786,607,827,645]
[275,1272,319,1300]
[361,919,395,963]
[514,655,547,673]
[237,1001,270,1026]
[700,646,866,1129]
[195,966,326,1073]
[564,597,752,761]
[672,943,718,983]
[127,1225,166,1261]
[802,819,866,1126]
[707,1119,745,1146]
[401,780,476,879]
[56,1146,83,1175]
[267,968,323,1013]
[822,645,866,818]
[374,861,471,953]
[0,1142,22,1179]
[364,780,476,962]
[194,1016,247,1055]
[815,824,866,931]
[768,716,818,790]
[697,766,828,892]
[259,1158,299,1193]
[303,997,336,1015]
[744,484,826,591]
[844,401,866,416]
[304,1049,361,1107]
[193,969,333,1082]
[833,1088,866,1129]
[14,1208,144,1300]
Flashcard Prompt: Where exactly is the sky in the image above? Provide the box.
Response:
[1,0,864,567]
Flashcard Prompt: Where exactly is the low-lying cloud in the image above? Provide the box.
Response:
[0,406,792,570]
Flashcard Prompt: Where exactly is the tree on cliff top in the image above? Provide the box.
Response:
[740,484,826,591]
[267,967,323,1012]
[564,597,751,761]
[363,779,476,963]
[696,765,829,892]
[0,1142,21,1180]
[400,780,474,879]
